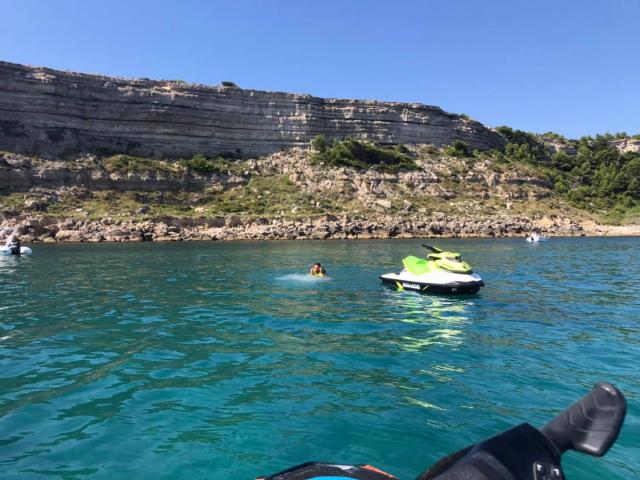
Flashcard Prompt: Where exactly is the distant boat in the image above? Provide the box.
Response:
[0,228,32,255]
[526,233,549,243]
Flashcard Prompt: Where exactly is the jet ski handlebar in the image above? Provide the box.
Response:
[422,244,442,253]
[261,382,627,480]
[540,381,626,456]
[419,382,626,480]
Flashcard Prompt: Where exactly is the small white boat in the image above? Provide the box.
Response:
[526,233,549,243]
[0,228,32,255]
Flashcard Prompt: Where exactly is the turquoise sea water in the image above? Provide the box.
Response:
[0,238,638,479]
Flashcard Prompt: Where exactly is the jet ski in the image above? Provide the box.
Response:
[380,245,484,294]
[526,233,549,243]
[0,228,32,256]
[259,381,627,480]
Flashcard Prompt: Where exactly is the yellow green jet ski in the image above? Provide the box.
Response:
[380,245,484,294]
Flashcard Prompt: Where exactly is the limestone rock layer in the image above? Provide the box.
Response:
[0,61,505,159]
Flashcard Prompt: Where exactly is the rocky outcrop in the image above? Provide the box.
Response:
[543,138,577,155]
[610,138,640,153]
[0,61,505,159]
[0,152,242,192]
[0,147,555,205]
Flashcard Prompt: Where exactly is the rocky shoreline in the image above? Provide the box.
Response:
[1,213,587,243]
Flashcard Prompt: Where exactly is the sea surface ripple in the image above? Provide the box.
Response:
[0,238,638,479]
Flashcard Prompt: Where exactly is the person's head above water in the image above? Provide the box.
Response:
[310,263,326,275]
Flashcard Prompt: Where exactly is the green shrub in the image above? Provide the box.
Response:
[310,134,327,153]
[420,144,439,155]
[181,154,214,173]
[221,80,238,88]
[445,140,470,157]
[102,155,177,175]
[311,138,418,173]
[554,179,569,194]
[496,126,549,161]
[393,144,412,155]
[550,151,575,171]
[180,154,236,174]
[541,131,567,142]
[505,142,536,163]
[493,127,640,216]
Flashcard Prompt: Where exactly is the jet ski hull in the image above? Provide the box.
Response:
[380,272,484,294]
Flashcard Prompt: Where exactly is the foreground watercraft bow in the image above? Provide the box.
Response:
[259,381,626,480]
[380,245,483,294]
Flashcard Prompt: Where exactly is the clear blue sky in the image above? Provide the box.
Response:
[1,0,638,138]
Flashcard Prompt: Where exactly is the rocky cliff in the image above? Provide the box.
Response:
[0,61,504,159]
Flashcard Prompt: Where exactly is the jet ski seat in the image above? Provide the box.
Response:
[402,256,430,275]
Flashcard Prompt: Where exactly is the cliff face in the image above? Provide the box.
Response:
[0,61,504,159]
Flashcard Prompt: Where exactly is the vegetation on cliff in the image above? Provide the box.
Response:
[0,140,577,224]
[495,127,640,223]
[0,173,333,220]
[103,155,182,175]
[100,153,244,176]
[310,136,418,173]
[179,154,242,175]
[2,129,639,228]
